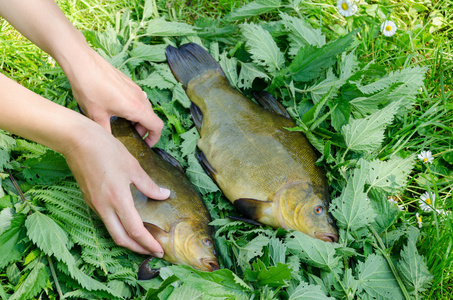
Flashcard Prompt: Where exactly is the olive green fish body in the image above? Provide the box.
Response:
[166,43,337,242]
[110,117,219,273]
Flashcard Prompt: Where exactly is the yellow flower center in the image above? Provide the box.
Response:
[417,216,422,223]
[385,25,392,31]
[423,158,428,162]
[425,198,431,205]
[342,3,349,10]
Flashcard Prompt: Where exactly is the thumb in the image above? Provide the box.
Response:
[133,168,170,200]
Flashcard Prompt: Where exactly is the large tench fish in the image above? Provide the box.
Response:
[110,117,219,278]
[166,43,338,243]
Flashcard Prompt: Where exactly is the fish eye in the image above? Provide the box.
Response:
[202,238,212,246]
[314,205,324,215]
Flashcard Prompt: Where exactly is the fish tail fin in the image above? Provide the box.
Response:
[166,43,224,88]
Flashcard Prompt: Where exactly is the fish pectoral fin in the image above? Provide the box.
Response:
[196,150,217,180]
[233,198,273,222]
[143,222,170,244]
[138,257,160,280]
[190,103,203,133]
[227,215,264,226]
[252,91,291,119]
[152,147,185,173]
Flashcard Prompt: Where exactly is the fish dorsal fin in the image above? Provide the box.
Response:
[143,222,170,245]
[196,150,217,180]
[227,215,264,226]
[152,148,184,173]
[138,257,160,280]
[190,103,203,133]
[252,91,291,119]
[233,198,273,221]
[166,43,225,88]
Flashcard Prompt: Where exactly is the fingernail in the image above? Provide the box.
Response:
[143,91,148,98]
[160,187,171,198]
[154,251,164,259]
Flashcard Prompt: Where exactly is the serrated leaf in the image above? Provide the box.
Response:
[342,101,400,154]
[397,233,433,294]
[281,29,358,83]
[360,156,415,194]
[143,0,157,20]
[186,153,219,194]
[330,165,376,232]
[9,258,48,300]
[280,13,325,56]
[0,130,15,171]
[167,284,203,300]
[0,207,13,236]
[237,61,270,89]
[349,89,391,118]
[167,265,251,298]
[288,281,335,300]
[172,83,191,108]
[356,254,404,299]
[130,42,167,62]
[0,213,26,268]
[238,234,270,270]
[225,0,281,21]
[269,237,287,265]
[369,189,399,234]
[251,260,292,287]
[180,127,199,158]
[146,18,195,36]
[241,23,285,74]
[219,52,238,88]
[22,151,71,185]
[307,69,342,104]
[286,231,340,270]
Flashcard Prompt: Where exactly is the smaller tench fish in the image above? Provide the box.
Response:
[110,117,219,279]
[166,43,338,243]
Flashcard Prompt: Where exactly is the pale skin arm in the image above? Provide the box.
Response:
[0,0,169,256]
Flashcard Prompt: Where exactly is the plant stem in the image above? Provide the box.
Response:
[369,225,411,300]
[47,256,63,299]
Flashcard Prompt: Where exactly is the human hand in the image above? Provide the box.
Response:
[65,48,163,147]
[63,122,170,256]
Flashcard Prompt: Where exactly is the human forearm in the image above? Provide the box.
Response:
[0,72,91,155]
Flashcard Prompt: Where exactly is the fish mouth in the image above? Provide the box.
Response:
[315,232,339,243]
[200,258,220,272]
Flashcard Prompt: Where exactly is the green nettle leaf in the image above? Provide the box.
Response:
[143,0,157,20]
[349,89,391,118]
[241,23,285,74]
[244,259,292,287]
[219,52,239,88]
[397,232,433,295]
[167,284,204,300]
[360,156,415,194]
[22,150,72,185]
[180,127,199,158]
[146,17,195,36]
[369,189,399,234]
[185,153,220,194]
[280,12,325,56]
[0,130,15,171]
[268,237,287,265]
[225,0,282,21]
[288,281,336,300]
[0,207,14,236]
[238,234,270,270]
[129,42,167,62]
[281,29,358,83]
[8,258,48,300]
[341,101,400,154]
[356,254,404,299]
[0,213,26,268]
[172,83,191,108]
[330,165,376,232]
[166,265,251,298]
[237,61,270,89]
[286,231,340,270]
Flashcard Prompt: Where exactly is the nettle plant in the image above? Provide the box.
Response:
[0,0,433,299]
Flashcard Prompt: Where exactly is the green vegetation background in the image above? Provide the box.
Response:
[0,0,452,299]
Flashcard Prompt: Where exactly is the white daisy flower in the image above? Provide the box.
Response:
[381,20,397,37]
[419,192,435,212]
[47,56,56,67]
[418,150,434,164]
[387,197,405,211]
[337,0,358,17]
[416,213,422,228]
